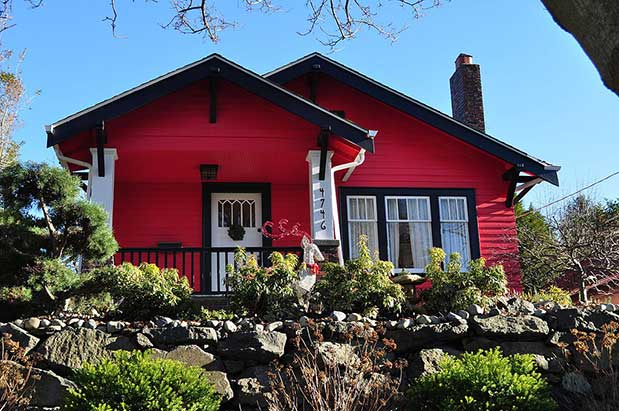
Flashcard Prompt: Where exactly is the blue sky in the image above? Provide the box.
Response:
[5,0,619,207]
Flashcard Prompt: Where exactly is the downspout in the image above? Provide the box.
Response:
[330,146,368,265]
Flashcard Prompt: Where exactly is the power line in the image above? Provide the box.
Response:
[517,170,619,219]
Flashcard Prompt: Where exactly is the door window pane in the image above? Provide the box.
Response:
[386,197,432,270]
[347,196,379,258]
[218,199,256,228]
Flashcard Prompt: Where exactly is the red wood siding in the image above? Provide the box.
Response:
[284,74,521,289]
[59,69,522,290]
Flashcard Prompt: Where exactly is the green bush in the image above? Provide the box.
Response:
[523,286,572,307]
[0,162,117,285]
[315,236,405,316]
[226,249,299,320]
[423,248,507,314]
[84,262,193,319]
[407,348,557,411]
[64,350,221,411]
[199,307,234,321]
[0,285,32,304]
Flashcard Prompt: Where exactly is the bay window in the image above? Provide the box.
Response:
[341,188,480,272]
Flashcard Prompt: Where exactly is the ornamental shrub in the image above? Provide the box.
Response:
[523,286,572,307]
[407,348,557,411]
[83,262,193,319]
[226,249,300,320]
[423,248,507,314]
[0,162,117,286]
[64,350,221,411]
[315,236,405,316]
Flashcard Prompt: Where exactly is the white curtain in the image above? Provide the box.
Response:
[349,222,379,257]
[439,197,471,267]
[387,223,400,266]
[410,222,432,268]
[348,196,379,258]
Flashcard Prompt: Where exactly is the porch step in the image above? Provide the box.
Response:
[191,294,231,311]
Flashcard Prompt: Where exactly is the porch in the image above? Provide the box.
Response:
[117,246,303,294]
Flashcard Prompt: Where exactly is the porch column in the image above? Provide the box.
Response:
[88,148,118,227]
[306,150,336,241]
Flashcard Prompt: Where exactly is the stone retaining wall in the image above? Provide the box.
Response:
[3,297,619,410]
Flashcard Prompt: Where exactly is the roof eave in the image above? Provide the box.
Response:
[267,53,560,186]
[46,54,373,152]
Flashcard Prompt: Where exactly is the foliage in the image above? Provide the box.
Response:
[407,348,557,411]
[523,286,572,307]
[24,258,81,296]
[315,235,405,316]
[0,285,31,304]
[226,248,300,320]
[0,333,38,411]
[199,307,234,321]
[515,202,562,293]
[0,48,27,171]
[0,162,117,287]
[83,262,194,320]
[517,196,619,303]
[423,248,507,314]
[64,350,221,411]
[268,320,403,411]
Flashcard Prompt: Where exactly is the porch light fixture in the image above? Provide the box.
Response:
[200,164,218,180]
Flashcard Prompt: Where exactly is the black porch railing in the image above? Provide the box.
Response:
[116,247,303,294]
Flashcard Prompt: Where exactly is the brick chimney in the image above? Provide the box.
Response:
[449,53,485,133]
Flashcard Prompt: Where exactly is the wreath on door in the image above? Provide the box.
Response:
[228,224,246,241]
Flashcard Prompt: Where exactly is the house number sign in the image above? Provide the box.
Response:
[307,150,335,241]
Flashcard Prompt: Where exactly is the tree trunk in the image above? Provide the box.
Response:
[579,277,588,304]
[542,0,619,97]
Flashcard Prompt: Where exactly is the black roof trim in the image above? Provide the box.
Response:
[46,54,373,152]
[266,53,560,186]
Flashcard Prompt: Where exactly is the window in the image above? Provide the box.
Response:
[347,196,379,258]
[439,197,471,267]
[386,197,433,271]
[218,199,256,228]
[342,189,479,272]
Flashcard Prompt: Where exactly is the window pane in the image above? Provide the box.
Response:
[439,197,467,221]
[222,201,232,227]
[348,198,359,220]
[242,201,251,227]
[387,198,398,220]
[232,201,241,225]
[398,198,408,220]
[366,198,376,220]
[388,221,432,269]
[358,197,367,220]
[441,222,471,267]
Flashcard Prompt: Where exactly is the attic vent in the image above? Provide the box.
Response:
[200,164,219,180]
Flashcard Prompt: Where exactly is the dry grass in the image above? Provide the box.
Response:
[266,321,404,411]
[0,333,38,411]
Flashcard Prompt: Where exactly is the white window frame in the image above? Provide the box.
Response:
[439,196,471,270]
[346,195,378,258]
[385,196,432,273]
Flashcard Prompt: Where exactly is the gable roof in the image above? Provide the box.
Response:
[46,54,374,152]
[266,53,560,186]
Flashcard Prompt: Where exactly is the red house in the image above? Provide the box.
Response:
[45,53,560,294]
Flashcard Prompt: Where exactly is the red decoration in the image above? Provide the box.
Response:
[261,219,311,241]
[309,263,320,275]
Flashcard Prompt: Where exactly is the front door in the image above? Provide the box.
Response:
[210,192,262,292]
